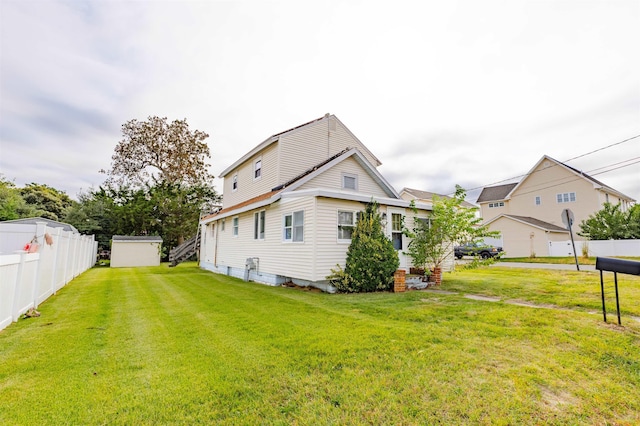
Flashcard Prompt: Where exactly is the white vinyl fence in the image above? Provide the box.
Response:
[0,221,97,331]
[548,239,640,257]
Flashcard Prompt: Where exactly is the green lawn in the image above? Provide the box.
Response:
[1,263,639,424]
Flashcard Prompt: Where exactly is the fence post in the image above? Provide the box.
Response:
[32,222,47,308]
[50,227,62,296]
[12,251,27,322]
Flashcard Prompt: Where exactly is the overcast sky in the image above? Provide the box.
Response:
[1,0,639,204]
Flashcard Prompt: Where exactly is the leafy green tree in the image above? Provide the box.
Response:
[331,201,399,293]
[0,176,36,220]
[406,185,498,279]
[628,204,640,239]
[20,183,75,221]
[100,116,220,247]
[103,116,214,188]
[578,202,640,240]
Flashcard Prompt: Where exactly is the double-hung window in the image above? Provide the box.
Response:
[254,210,265,240]
[232,174,238,192]
[232,216,239,236]
[535,196,541,206]
[283,211,304,242]
[391,213,403,250]
[338,210,356,241]
[254,159,262,180]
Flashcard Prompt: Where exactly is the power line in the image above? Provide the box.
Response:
[562,134,640,163]
[458,133,640,196]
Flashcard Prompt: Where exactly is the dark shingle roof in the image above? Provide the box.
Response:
[112,235,163,242]
[476,183,518,203]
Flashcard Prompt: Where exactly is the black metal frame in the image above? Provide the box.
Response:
[595,257,640,325]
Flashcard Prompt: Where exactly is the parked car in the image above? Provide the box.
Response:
[454,242,503,259]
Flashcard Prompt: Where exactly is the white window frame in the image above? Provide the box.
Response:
[342,173,358,191]
[232,216,239,237]
[556,192,576,203]
[254,210,265,240]
[283,210,304,243]
[488,202,505,208]
[254,158,262,181]
[232,174,238,192]
[337,210,356,242]
[391,212,403,250]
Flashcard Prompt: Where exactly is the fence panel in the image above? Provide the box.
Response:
[0,221,96,331]
[549,239,640,257]
[0,255,20,330]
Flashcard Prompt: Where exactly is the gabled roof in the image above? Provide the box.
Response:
[1,217,79,233]
[219,114,382,178]
[476,155,635,204]
[401,187,477,208]
[202,148,401,223]
[476,183,518,203]
[485,214,569,233]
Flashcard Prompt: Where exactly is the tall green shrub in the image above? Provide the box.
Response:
[332,202,399,293]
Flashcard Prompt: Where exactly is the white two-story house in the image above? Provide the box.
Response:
[199,114,432,292]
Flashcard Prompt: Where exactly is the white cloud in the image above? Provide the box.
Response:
[1,0,638,202]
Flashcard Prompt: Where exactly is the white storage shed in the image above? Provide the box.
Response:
[110,236,163,267]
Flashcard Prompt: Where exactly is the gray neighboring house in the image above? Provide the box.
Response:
[110,236,163,268]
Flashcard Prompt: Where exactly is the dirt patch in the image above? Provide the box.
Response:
[538,385,578,409]
[464,294,501,302]
[505,299,559,309]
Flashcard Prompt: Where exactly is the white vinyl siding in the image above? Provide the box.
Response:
[222,143,279,208]
[278,117,380,184]
[296,157,388,197]
[212,197,315,281]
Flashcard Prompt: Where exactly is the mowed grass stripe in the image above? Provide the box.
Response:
[1,263,639,424]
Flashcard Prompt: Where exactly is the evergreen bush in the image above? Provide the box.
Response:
[329,201,399,293]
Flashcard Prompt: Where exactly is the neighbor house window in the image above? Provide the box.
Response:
[232,216,239,236]
[254,210,265,240]
[342,173,357,190]
[221,219,225,231]
[556,192,576,203]
[283,210,304,242]
[535,196,541,206]
[338,210,356,241]
[392,213,403,250]
[488,202,505,208]
[232,174,238,192]
[254,159,262,180]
